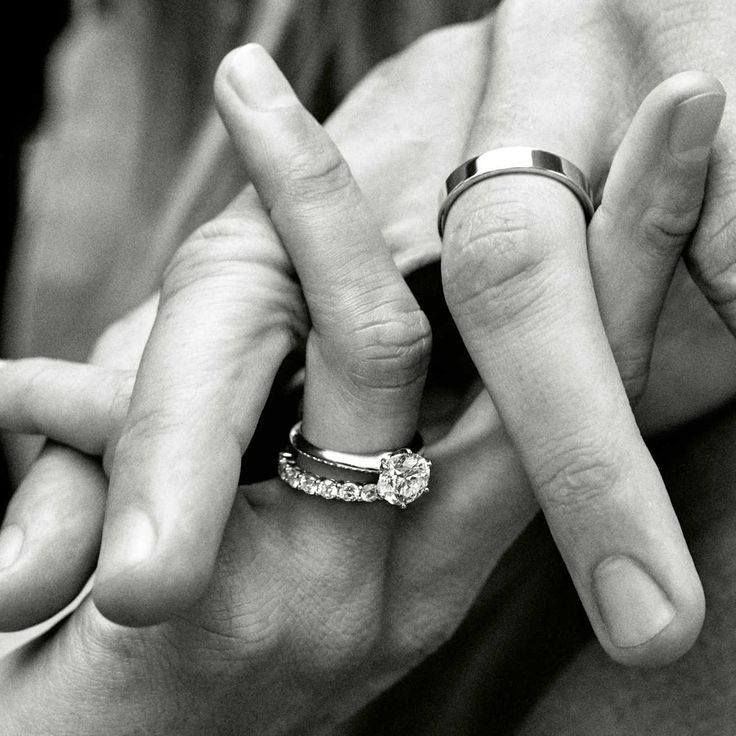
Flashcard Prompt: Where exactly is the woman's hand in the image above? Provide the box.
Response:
[0,27,495,637]
[0,44,525,735]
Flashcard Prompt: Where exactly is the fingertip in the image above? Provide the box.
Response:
[0,544,84,632]
[0,528,99,631]
[98,507,158,575]
[216,42,268,86]
[93,550,216,627]
[612,70,725,165]
[96,419,244,626]
[602,599,704,668]
[213,43,253,105]
[95,504,219,626]
[0,450,104,631]
[652,70,725,107]
[596,562,705,668]
[214,42,296,116]
[633,71,725,167]
[0,547,95,632]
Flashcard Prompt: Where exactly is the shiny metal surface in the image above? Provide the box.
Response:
[288,421,424,473]
[437,146,595,237]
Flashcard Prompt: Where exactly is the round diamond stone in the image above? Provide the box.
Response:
[377,451,430,507]
[282,464,298,486]
[340,482,359,502]
[360,483,378,502]
[318,479,338,500]
[299,473,318,495]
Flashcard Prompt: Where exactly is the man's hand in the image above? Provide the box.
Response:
[438,0,736,665]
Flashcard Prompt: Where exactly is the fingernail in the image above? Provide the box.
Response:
[101,508,156,572]
[225,43,296,109]
[593,556,675,648]
[0,525,24,571]
[669,91,726,163]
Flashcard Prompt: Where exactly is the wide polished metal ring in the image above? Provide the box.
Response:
[437,147,595,238]
[278,422,431,508]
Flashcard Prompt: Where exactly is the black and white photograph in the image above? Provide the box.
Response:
[2,1,736,733]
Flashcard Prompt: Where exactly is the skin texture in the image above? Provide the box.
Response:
[4,11,728,663]
[517,403,736,735]
[0,27,734,734]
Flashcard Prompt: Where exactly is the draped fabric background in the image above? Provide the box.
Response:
[5,0,492,366]
[1,0,72,526]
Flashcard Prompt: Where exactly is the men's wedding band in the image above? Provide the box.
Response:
[437,147,595,237]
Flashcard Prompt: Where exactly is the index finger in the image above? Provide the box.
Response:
[441,1,702,666]
[92,196,303,626]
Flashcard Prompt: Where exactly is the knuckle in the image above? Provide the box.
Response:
[442,199,549,327]
[340,306,432,391]
[161,228,228,299]
[161,218,267,299]
[158,218,304,345]
[535,437,622,516]
[638,200,702,256]
[275,141,355,208]
[114,405,186,464]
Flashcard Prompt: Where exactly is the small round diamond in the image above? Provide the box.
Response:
[377,451,430,507]
[359,483,378,502]
[318,479,338,500]
[340,482,359,502]
[299,473,318,495]
[282,464,298,486]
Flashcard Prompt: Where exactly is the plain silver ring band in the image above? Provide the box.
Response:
[437,147,595,238]
[289,421,424,474]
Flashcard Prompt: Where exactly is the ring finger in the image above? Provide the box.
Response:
[215,45,431,603]
[441,2,703,666]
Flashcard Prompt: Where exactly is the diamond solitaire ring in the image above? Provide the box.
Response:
[278,422,431,508]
